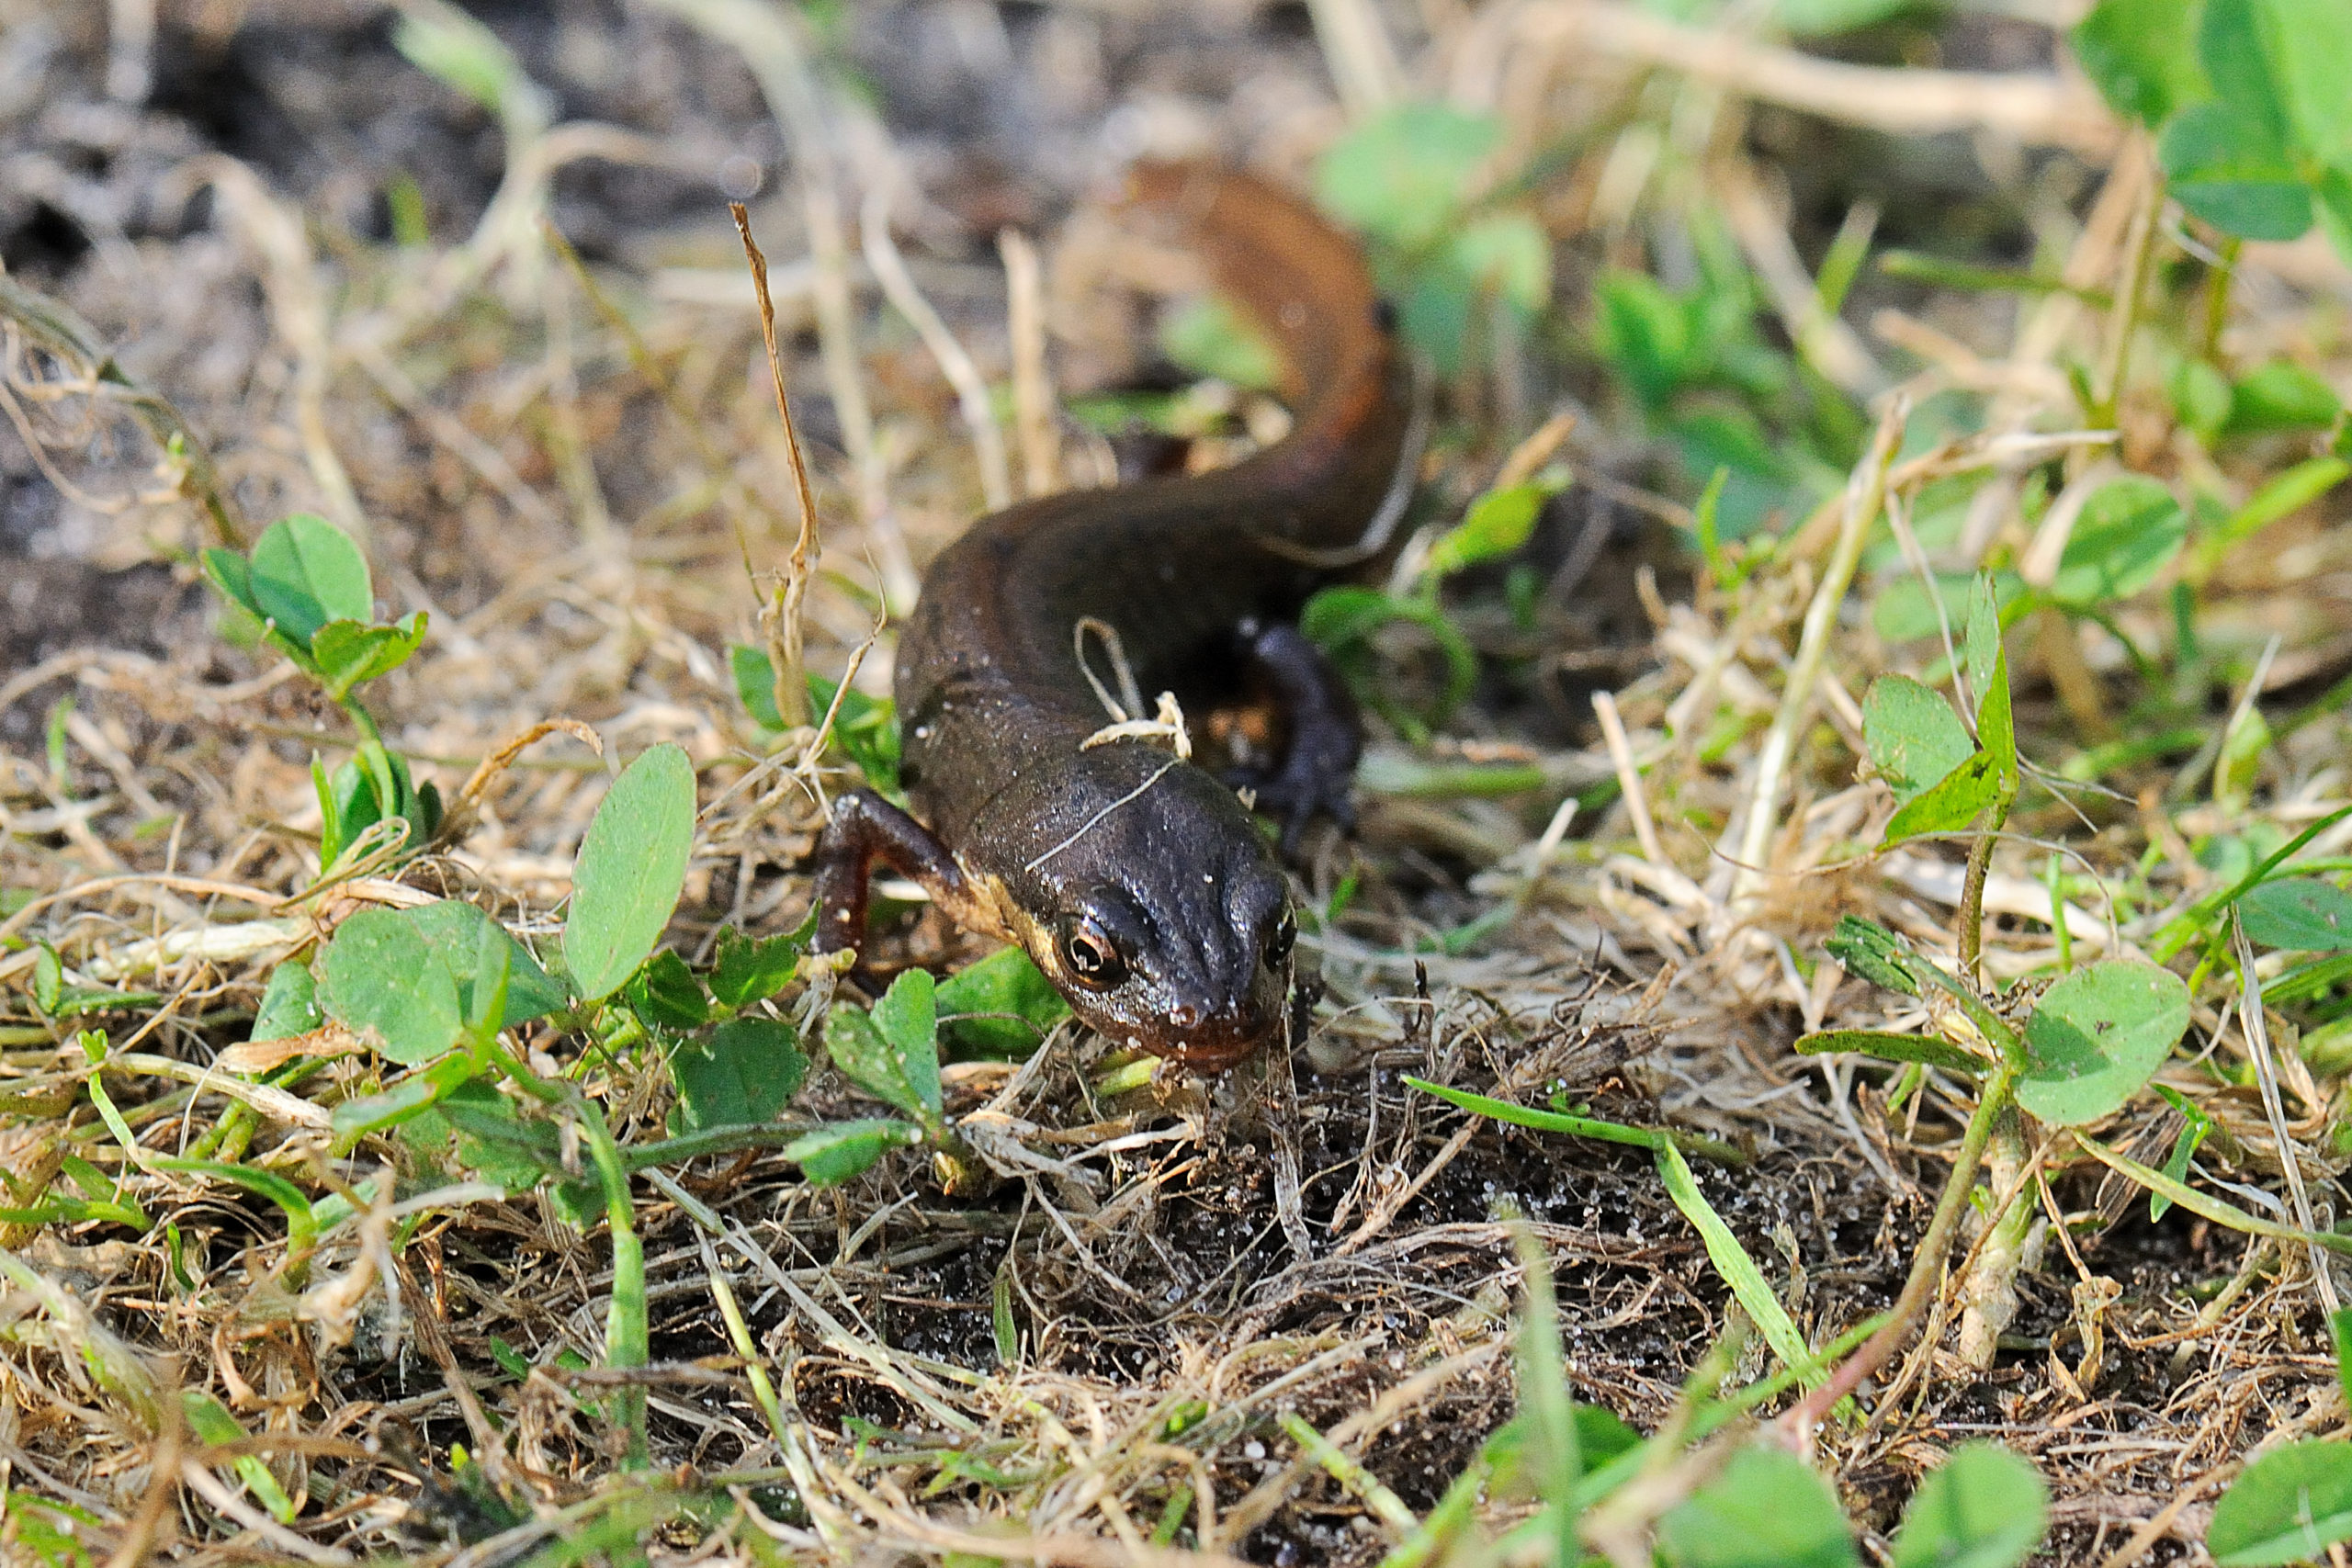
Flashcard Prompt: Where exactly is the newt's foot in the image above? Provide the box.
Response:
[1228,753,1356,857]
[1229,620,1361,857]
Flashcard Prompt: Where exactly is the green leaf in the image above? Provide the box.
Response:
[2240,877,2352,951]
[2208,1442,2352,1566]
[825,998,937,1128]
[313,755,347,871]
[709,919,813,1010]
[310,614,427,700]
[1963,575,2001,710]
[248,513,373,652]
[1971,589,2017,793]
[1592,268,1696,410]
[1544,1404,1642,1474]
[731,643,786,733]
[2335,1305,2352,1408]
[1864,676,1975,806]
[437,1078,564,1191]
[1659,1445,1860,1568]
[1299,586,1480,723]
[1159,295,1283,391]
[2160,101,2314,242]
[2317,165,2352,269]
[1302,584,1408,649]
[937,945,1070,1057]
[391,3,528,118]
[1449,210,1552,314]
[330,1053,479,1143]
[2171,356,2235,443]
[320,908,464,1065]
[2150,1083,2214,1222]
[461,919,509,1045]
[2017,960,2191,1125]
[1890,1443,2049,1568]
[1656,1140,1822,1390]
[1425,482,1555,581]
[200,546,265,620]
[781,1118,923,1186]
[563,744,696,1002]
[151,1157,315,1251]
[2226,361,2345,435]
[2216,458,2350,560]
[2205,0,2352,167]
[625,950,708,1031]
[250,963,322,1046]
[2199,0,2291,144]
[182,1391,300,1524]
[1826,915,1922,998]
[1795,1029,1989,1075]
[1883,751,2001,846]
[669,1017,808,1131]
[2052,477,2188,607]
[1314,103,1499,253]
[873,968,944,1126]
[30,942,62,1015]
[400,899,568,1028]
[2072,0,2210,125]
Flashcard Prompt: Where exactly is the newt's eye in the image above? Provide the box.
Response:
[1061,918,1128,989]
[1266,910,1295,968]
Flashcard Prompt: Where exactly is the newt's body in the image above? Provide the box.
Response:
[813,163,1422,1070]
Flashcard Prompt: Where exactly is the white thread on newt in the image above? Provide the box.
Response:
[1022,758,1182,875]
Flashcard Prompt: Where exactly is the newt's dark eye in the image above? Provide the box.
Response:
[1266,910,1296,968]
[1061,918,1127,989]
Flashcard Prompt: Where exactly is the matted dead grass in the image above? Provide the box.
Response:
[3,0,2351,1563]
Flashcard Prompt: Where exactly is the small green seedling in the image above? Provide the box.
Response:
[1314,104,1550,376]
[2076,0,2352,260]
[1303,469,1569,737]
[735,645,905,799]
[203,513,438,873]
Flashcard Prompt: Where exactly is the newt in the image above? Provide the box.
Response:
[813,162,1425,1072]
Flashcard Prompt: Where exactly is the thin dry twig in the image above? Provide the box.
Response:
[734,201,826,733]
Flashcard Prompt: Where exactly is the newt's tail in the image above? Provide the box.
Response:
[1124,161,1422,570]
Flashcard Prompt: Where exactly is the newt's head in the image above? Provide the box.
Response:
[989,748,1294,1072]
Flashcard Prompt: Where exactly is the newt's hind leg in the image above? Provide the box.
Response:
[810,789,974,961]
[1227,619,1362,856]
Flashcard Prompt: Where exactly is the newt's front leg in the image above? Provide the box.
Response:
[1227,619,1363,855]
[810,789,977,962]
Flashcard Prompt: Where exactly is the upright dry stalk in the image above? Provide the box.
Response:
[2234,910,2341,1313]
[863,184,1012,512]
[1306,0,1404,118]
[2094,152,2161,430]
[640,0,918,611]
[1000,228,1061,499]
[1721,396,1908,926]
[734,204,821,734]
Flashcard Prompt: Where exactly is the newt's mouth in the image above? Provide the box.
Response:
[1148,1017,1277,1074]
[1069,992,1282,1075]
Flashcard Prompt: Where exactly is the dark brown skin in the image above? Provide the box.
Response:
[813,162,1422,1071]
